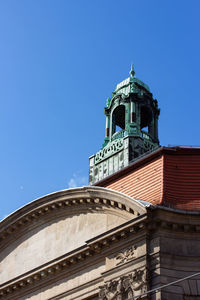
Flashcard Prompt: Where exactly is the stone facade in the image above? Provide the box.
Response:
[1,187,200,299]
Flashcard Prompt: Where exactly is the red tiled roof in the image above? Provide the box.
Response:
[95,147,200,211]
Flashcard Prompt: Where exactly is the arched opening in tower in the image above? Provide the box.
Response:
[112,105,125,134]
[140,106,152,133]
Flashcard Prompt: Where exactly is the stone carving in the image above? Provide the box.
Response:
[115,246,137,265]
[99,279,123,300]
[95,138,124,164]
[99,269,147,300]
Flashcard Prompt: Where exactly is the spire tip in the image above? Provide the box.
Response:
[129,63,135,77]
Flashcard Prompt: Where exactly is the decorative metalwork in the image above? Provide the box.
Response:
[95,138,124,164]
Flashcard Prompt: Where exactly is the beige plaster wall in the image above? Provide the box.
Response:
[0,211,128,284]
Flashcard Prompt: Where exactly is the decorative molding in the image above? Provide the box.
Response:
[148,217,199,234]
[0,198,136,245]
[115,245,137,265]
[99,269,147,299]
[94,138,124,164]
[0,186,148,247]
[0,216,147,298]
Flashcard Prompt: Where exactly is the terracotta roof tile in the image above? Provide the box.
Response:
[95,147,200,211]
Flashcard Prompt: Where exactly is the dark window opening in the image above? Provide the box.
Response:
[140,106,152,132]
[112,105,125,134]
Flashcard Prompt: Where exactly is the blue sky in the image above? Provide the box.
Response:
[0,0,200,219]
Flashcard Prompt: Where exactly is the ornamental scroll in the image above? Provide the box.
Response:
[95,139,124,164]
[99,269,147,300]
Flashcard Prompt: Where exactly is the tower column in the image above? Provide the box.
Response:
[154,114,159,141]
[130,101,136,123]
[149,112,154,138]
[125,103,130,129]
[105,115,110,138]
[136,103,141,134]
[110,112,116,140]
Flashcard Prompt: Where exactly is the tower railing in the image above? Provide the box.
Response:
[140,130,152,141]
[111,130,126,141]
[111,130,153,142]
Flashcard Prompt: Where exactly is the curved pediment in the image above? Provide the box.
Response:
[0,186,147,284]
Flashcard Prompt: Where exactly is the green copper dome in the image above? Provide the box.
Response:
[113,65,150,97]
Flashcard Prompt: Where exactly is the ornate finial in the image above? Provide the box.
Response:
[129,64,135,78]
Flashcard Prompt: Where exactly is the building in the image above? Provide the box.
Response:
[1,67,200,300]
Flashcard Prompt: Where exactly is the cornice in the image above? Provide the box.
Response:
[147,209,200,233]
[0,215,148,298]
[0,187,146,246]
